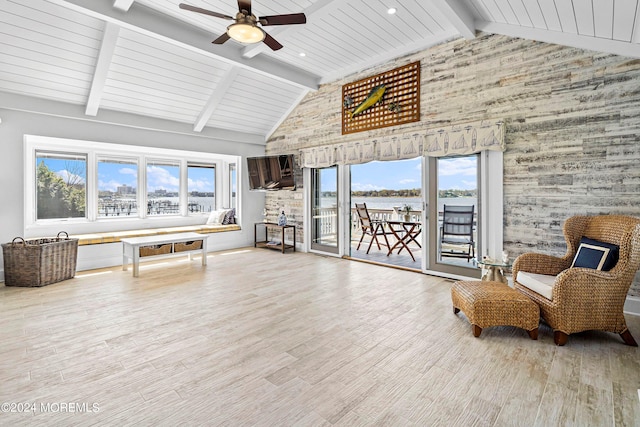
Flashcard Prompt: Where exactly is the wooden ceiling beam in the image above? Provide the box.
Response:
[193,66,240,132]
[113,0,135,12]
[0,92,265,145]
[85,22,120,116]
[430,0,476,40]
[477,20,640,59]
[52,0,320,91]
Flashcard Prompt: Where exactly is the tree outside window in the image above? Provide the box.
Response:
[36,153,87,220]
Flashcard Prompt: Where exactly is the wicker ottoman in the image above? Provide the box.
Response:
[451,280,540,339]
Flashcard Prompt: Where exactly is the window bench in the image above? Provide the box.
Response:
[70,224,241,246]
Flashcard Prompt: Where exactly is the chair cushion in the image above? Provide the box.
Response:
[516,271,556,300]
[571,237,619,271]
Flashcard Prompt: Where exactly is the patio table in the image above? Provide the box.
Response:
[386,221,422,262]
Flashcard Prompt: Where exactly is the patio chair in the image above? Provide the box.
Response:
[439,204,475,262]
[513,215,640,346]
[355,203,392,254]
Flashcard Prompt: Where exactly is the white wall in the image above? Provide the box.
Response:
[0,105,266,278]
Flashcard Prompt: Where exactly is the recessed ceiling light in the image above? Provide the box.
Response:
[387,7,397,15]
[299,52,306,57]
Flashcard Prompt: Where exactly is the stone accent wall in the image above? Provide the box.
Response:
[266,33,640,297]
[263,159,304,227]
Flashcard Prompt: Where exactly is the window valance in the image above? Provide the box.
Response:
[424,120,504,157]
[299,120,504,168]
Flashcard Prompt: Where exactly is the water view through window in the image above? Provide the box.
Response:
[346,156,477,269]
[146,161,180,215]
[347,157,476,213]
[98,159,138,217]
[349,158,423,215]
[188,164,215,213]
[437,156,478,266]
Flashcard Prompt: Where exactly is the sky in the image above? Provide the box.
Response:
[336,156,477,191]
[38,158,215,193]
[40,155,476,195]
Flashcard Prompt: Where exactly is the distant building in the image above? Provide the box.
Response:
[117,184,135,195]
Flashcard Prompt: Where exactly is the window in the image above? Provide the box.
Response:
[98,158,138,218]
[188,164,215,213]
[36,152,87,220]
[436,155,478,267]
[25,135,240,236]
[146,161,180,216]
[229,163,237,209]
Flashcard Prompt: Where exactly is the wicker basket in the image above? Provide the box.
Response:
[139,244,172,257]
[174,240,203,252]
[1,231,78,287]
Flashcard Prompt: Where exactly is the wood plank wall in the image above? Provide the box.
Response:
[265,33,640,297]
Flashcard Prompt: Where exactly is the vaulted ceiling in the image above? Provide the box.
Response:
[1,0,639,144]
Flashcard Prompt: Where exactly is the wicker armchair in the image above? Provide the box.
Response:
[513,215,640,346]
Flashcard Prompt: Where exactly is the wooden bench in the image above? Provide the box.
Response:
[121,232,209,277]
[70,224,240,246]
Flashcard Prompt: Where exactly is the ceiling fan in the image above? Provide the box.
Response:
[179,1,306,51]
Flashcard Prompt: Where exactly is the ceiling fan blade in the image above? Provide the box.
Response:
[179,3,234,20]
[263,32,283,51]
[237,0,251,15]
[212,33,231,44]
[259,13,306,26]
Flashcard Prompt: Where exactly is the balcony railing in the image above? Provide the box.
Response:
[313,207,476,234]
[313,207,422,234]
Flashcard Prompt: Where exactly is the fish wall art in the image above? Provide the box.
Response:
[342,61,420,135]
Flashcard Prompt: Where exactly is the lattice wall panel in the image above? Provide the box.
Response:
[342,61,420,135]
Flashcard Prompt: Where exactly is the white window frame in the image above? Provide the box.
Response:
[186,162,217,215]
[24,135,240,237]
[96,155,140,220]
[145,158,182,218]
[228,162,237,210]
[34,150,89,222]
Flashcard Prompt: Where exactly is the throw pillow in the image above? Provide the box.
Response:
[206,209,227,225]
[571,237,619,271]
[222,208,235,225]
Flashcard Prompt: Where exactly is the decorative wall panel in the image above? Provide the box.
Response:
[341,61,420,135]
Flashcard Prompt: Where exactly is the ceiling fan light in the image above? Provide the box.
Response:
[227,23,265,44]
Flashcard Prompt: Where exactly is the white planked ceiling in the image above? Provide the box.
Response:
[1,0,639,142]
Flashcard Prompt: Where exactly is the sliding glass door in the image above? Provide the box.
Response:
[426,154,481,278]
[310,166,340,254]
[306,154,486,279]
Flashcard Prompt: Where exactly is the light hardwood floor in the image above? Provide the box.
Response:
[1,248,639,426]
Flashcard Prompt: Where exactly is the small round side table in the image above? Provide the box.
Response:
[475,257,513,284]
